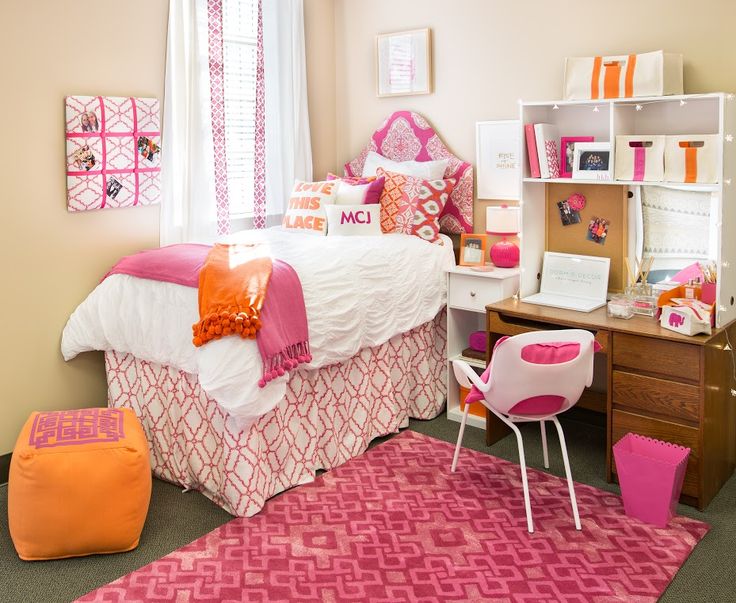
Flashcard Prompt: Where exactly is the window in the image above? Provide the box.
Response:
[223,0,258,217]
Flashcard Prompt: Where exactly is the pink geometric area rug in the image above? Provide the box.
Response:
[78,431,708,603]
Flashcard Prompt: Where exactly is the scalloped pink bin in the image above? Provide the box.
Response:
[613,433,691,528]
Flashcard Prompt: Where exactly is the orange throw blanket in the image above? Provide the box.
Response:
[191,244,272,347]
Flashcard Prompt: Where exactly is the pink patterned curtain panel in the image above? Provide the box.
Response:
[207,0,230,236]
[252,0,267,229]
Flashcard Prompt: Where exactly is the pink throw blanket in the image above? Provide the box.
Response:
[105,244,311,388]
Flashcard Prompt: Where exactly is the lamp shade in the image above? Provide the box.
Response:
[486,205,520,235]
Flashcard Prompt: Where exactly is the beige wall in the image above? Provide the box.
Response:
[305,0,337,179]
[329,0,736,231]
[0,0,168,453]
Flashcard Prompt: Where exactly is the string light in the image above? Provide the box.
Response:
[728,94,735,101]
[680,99,687,106]
[726,179,732,185]
[593,106,600,113]
[723,260,731,268]
[553,104,559,110]
[635,104,643,111]
[726,134,734,143]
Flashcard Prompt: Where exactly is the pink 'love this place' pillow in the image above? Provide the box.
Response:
[377,168,456,244]
[326,173,385,204]
[282,180,338,235]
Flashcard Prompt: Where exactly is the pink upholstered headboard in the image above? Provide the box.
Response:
[344,111,473,234]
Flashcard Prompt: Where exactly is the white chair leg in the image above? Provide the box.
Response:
[540,420,549,469]
[552,417,582,530]
[508,421,534,534]
[451,403,471,473]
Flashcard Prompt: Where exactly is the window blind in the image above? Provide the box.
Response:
[223,0,258,217]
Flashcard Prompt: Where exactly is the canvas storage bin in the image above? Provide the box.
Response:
[664,135,719,184]
[564,51,683,100]
[614,135,665,182]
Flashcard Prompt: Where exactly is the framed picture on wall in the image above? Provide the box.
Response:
[476,120,521,200]
[376,28,432,97]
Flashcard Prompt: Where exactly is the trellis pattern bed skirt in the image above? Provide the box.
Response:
[105,311,447,516]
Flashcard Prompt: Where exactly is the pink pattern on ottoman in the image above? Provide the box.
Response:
[344,111,473,234]
[79,430,709,603]
[104,312,446,517]
[65,96,161,212]
[29,409,124,449]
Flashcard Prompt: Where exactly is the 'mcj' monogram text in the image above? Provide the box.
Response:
[340,210,372,224]
[282,182,337,232]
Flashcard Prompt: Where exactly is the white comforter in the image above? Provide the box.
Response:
[62,228,454,422]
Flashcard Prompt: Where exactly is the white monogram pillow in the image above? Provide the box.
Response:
[325,204,382,236]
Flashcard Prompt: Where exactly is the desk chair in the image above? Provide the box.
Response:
[452,329,597,533]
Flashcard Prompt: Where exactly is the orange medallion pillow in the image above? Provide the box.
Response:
[8,407,152,560]
[377,167,456,243]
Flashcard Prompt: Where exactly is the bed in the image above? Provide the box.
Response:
[62,112,473,516]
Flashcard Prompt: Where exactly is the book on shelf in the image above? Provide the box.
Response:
[533,123,560,179]
[524,123,541,178]
[461,347,486,363]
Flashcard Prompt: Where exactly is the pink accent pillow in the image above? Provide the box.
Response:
[376,168,456,243]
[326,173,385,204]
[509,395,566,416]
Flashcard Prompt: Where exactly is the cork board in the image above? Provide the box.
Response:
[545,183,628,292]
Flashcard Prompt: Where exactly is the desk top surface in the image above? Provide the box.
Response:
[487,297,722,345]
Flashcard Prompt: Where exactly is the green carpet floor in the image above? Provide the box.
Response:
[1,413,734,602]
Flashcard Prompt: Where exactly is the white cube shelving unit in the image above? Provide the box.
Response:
[446,266,519,428]
[519,92,736,328]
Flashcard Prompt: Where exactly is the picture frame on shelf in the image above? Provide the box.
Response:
[476,120,520,200]
[376,28,432,97]
[572,142,612,181]
[459,233,488,267]
[560,136,594,178]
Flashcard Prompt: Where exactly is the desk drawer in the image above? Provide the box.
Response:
[449,274,505,312]
[612,333,700,382]
[612,409,700,498]
[612,370,700,423]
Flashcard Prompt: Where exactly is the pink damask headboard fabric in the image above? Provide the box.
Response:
[344,111,473,234]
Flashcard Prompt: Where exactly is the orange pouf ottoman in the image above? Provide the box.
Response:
[8,407,152,560]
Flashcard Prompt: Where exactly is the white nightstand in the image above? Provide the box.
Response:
[446,265,520,428]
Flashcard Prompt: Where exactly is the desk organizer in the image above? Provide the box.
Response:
[613,433,690,528]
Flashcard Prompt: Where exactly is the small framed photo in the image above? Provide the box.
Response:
[376,28,432,97]
[560,136,594,178]
[459,233,487,267]
[573,142,612,180]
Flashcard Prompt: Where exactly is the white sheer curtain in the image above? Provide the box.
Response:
[160,0,220,245]
[262,0,312,221]
[160,0,312,242]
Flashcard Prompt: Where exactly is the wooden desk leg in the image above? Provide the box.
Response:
[485,408,511,446]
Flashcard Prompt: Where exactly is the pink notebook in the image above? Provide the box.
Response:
[525,124,541,178]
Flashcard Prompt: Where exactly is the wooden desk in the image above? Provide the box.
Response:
[485,297,736,510]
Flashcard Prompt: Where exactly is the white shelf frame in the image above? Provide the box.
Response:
[518,92,736,328]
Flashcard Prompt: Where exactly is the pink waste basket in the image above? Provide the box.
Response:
[613,433,690,528]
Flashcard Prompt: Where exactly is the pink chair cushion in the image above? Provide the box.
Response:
[521,342,580,364]
[508,395,566,416]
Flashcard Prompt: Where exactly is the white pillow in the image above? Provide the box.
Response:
[326,204,382,236]
[282,180,338,235]
[335,181,370,205]
[361,150,448,180]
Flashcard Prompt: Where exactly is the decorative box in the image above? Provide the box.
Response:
[563,51,683,101]
[614,135,665,182]
[661,304,712,336]
[664,135,720,184]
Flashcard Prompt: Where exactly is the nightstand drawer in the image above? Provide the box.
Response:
[449,274,506,312]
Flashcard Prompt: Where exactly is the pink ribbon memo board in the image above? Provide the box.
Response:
[65,95,161,212]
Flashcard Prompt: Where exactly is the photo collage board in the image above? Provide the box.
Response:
[65,95,161,212]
